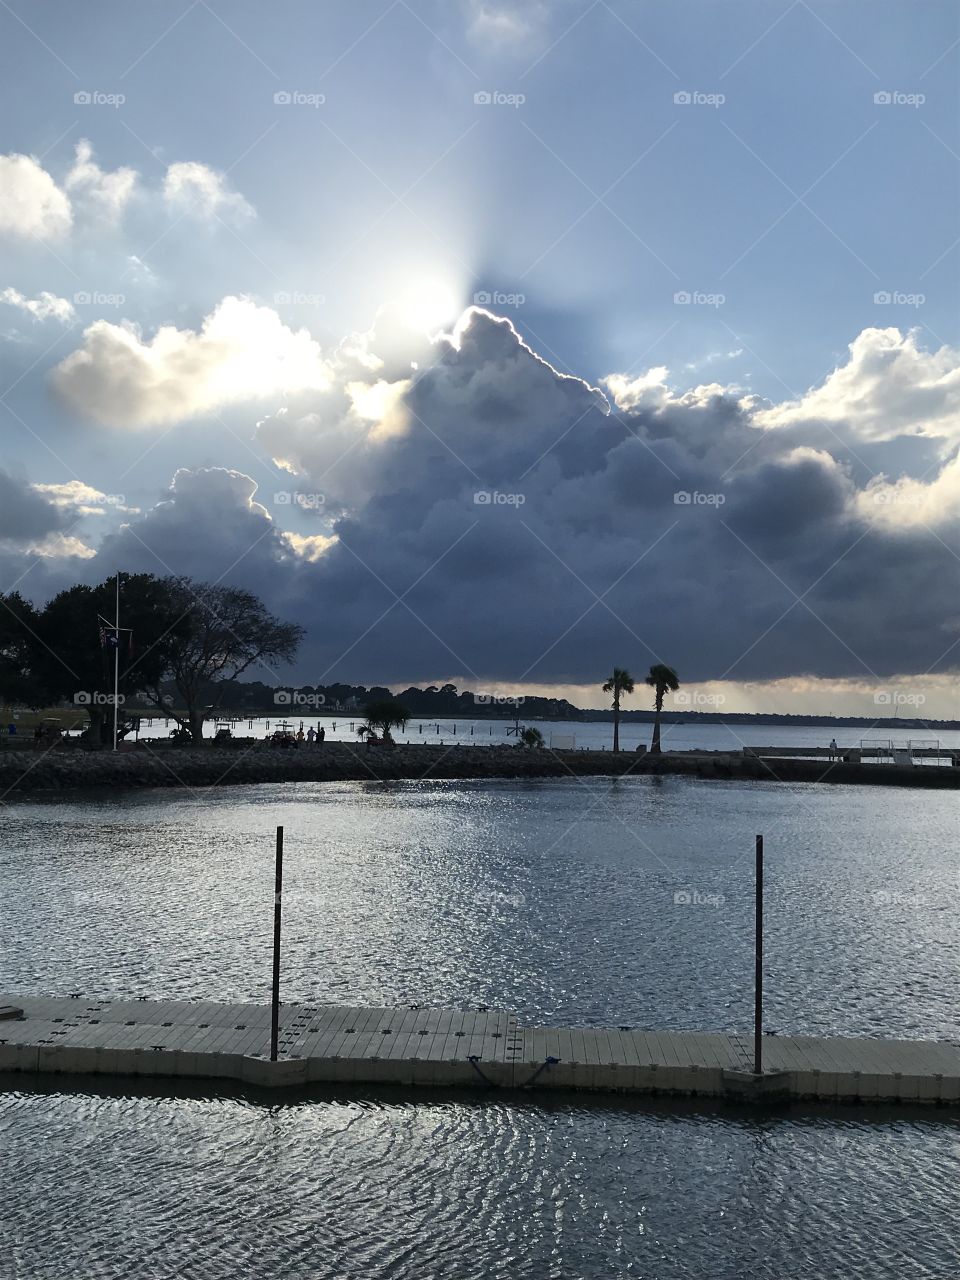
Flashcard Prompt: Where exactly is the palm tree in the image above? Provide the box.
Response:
[602,667,635,753]
[361,698,410,744]
[646,664,680,753]
[519,726,545,748]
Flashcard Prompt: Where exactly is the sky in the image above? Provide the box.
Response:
[0,0,959,718]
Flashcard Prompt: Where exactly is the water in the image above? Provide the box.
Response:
[3,776,958,1036]
[3,775,959,1278]
[115,713,960,755]
[2,1086,958,1280]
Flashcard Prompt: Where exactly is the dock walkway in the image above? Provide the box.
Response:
[2,996,958,1103]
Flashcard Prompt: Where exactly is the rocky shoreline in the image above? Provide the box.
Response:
[1,741,957,792]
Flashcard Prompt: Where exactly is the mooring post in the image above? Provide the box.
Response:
[270,825,284,1062]
[753,833,763,1075]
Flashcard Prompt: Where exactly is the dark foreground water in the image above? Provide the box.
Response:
[2,775,959,1278]
[2,1086,958,1280]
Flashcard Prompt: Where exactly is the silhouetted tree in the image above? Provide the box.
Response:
[0,591,44,708]
[139,579,303,743]
[602,667,635,753]
[646,664,680,753]
[361,698,410,743]
[35,574,186,744]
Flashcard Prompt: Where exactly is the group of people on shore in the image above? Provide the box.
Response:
[269,724,326,748]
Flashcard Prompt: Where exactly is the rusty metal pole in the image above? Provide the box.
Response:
[270,825,283,1061]
[753,833,763,1075]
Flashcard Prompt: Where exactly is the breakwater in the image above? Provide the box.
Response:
[0,742,957,792]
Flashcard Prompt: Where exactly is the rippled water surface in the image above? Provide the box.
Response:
[3,775,958,1036]
[2,1087,959,1280]
[2,775,959,1278]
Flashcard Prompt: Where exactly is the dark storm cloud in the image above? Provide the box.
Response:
[0,470,67,541]
[75,311,960,687]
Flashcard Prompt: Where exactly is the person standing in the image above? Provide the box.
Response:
[306,727,316,744]
[318,725,326,744]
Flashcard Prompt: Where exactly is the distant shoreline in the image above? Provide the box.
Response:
[119,707,960,731]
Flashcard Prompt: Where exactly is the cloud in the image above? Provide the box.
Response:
[52,296,330,427]
[858,452,960,529]
[464,0,551,48]
[0,144,253,246]
[64,139,138,225]
[27,532,96,559]
[725,447,853,543]
[0,153,72,240]
[0,472,102,564]
[162,162,255,222]
[72,310,960,692]
[258,306,608,513]
[281,531,337,560]
[604,368,671,411]
[31,480,136,515]
[94,467,323,592]
[756,327,960,447]
[0,469,70,542]
[0,287,75,323]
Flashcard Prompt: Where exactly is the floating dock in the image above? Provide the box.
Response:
[744,744,959,765]
[2,995,959,1103]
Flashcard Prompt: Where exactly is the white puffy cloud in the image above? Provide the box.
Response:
[0,144,253,247]
[0,153,72,239]
[64,139,138,224]
[52,296,330,427]
[756,327,960,446]
[27,532,96,559]
[162,162,254,221]
[858,450,960,529]
[346,377,412,442]
[0,287,75,322]
[31,480,136,515]
[281,531,337,560]
[603,367,670,411]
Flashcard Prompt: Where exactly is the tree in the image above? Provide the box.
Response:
[361,698,410,743]
[34,574,186,745]
[646,664,680,753]
[519,726,545,748]
[602,667,635,753]
[0,591,45,708]
[139,579,303,744]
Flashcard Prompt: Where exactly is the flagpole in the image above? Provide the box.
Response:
[112,572,120,751]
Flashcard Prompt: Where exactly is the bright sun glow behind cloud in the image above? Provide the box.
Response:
[396,279,461,336]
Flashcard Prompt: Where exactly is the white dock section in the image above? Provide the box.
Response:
[2,996,959,1103]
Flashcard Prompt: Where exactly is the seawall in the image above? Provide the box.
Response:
[1,741,958,793]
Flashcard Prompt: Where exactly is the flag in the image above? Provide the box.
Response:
[99,626,119,649]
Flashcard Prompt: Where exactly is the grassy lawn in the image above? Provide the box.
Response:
[1,707,90,734]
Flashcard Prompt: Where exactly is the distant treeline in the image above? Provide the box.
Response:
[580,709,960,730]
[126,681,959,730]
[130,680,582,720]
